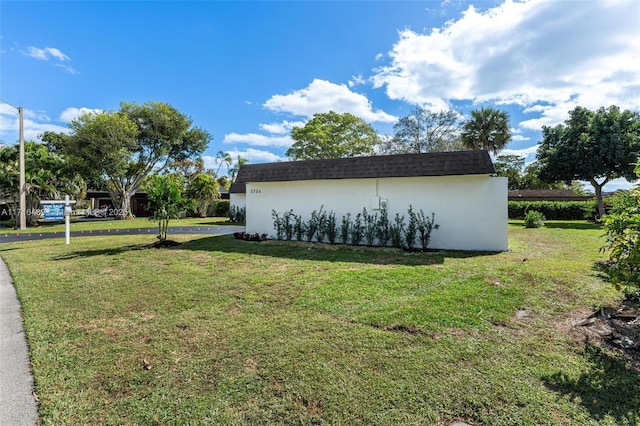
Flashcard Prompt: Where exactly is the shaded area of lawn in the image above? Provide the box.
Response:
[0,222,635,425]
[543,343,640,425]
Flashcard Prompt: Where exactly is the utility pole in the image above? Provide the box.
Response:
[0,99,27,230]
[19,106,26,230]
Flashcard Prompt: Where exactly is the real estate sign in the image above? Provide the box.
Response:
[42,203,64,221]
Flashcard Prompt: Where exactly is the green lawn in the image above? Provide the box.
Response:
[0,216,235,234]
[1,221,638,425]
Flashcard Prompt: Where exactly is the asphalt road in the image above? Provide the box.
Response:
[0,225,244,243]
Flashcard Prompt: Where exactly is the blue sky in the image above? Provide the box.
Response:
[1,0,639,190]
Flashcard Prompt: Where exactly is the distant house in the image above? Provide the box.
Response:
[231,151,508,251]
[86,186,230,217]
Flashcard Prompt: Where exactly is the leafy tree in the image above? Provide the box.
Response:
[378,108,462,154]
[0,142,86,226]
[165,158,205,185]
[494,155,525,190]
[461,107,511,155]
[216,176,230,190]
[187,173,220,218]
[494,155,569,190]
[44,101,210,219]
[144,173,188,241]
[286,111,380,160]
[537,105,640,216]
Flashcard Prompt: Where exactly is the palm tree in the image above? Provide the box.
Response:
[214,151,232,177]
[228,155,248,182]
[461,107,511,155]
[187,173,220,217]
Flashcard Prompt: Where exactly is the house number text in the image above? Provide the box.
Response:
[250,189,262,194]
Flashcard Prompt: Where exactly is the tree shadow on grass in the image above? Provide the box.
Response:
[51,244,148,260]
[542,343,640,424]
[46,235,502,266]
[176,235,502,266]
[543,222,602,230]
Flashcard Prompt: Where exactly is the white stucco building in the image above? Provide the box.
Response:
[230,151,507,251]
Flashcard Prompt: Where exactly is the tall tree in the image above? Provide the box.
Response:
[214,150,232,177]
[537,105,640,216]
[461,107,511,155]
[45,101,210,219]
[165,158,205,185]
[228,155,248,182]
[378,108,462,154]
[286,111,380,160]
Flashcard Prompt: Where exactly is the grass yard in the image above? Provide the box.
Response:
[1,221,639,425]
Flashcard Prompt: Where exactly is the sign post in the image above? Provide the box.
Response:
[41,196,76,245]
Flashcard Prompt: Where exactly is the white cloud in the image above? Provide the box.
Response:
[258,120,305,135]
[0,105,70,143]
[222,132,293,148]
[602,177,634,192]
[348,74,366,88]
[24,46,70,61]
[54,63,80,75]
[228,148,284,164]
[59,107,103,123]
[372,0,640,129]
[0,105,103,143]
[263,78,397,123]
[498,144,539,163]
[511,134,529,142]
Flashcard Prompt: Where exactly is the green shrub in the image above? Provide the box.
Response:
[375,208,391,247]
[362,208,378,247]
[229,205,245,222]
[294,214,304,241]
[326,212,337,244]
[405,205,418,250]
[390,213,405,249]
[340,213,351,244]
[270,206,439,251]
[524,210,545,228]
[211,200,230,217]
[601,187,640,299]
[416,209,439,249]
[508,200,596,220]
[350,212,364,246]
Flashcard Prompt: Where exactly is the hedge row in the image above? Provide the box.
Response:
[508,200,596,220]
[205,199,230,217]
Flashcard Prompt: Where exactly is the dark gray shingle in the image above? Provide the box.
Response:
[230,151,494,193]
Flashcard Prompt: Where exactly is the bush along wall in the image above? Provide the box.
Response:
[271,205,439,251]
[508,200,596,220]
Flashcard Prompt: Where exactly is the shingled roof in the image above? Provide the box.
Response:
[230,150,494,193]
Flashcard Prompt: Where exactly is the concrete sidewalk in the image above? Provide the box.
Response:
[0,259,39,425]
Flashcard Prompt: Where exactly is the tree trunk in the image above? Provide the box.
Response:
[590,177,609,219]
[109,187,135,220]
[26,196,40,227]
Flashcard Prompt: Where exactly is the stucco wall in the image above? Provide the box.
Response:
[245,175,508,251]
[230,193,246,210]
